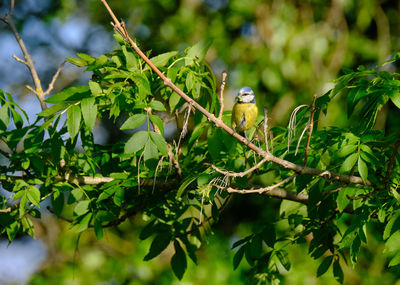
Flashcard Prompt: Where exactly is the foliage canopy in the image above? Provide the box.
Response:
[1,0,400,284]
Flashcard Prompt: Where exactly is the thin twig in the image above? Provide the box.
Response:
[44,60,66,96]
[263,108,269,153]
[218,71,227,120]
[12,54,28,66]
[205,157,268,178]
[288,104,309,152]
[221,174,297,194]
[168,143,182,177]
[295,124,309,156]
[303,94,317,165]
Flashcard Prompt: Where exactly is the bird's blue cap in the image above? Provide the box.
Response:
[239,86,253,94]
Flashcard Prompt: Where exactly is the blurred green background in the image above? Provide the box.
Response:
[1,0,400,284]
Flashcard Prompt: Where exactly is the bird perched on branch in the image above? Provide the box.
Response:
[232,86,258,139]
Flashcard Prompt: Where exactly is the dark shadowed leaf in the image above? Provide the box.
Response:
[233,246,245,270]
[143,233,171,261]
[171,240,187,280]
[317,255,334,277]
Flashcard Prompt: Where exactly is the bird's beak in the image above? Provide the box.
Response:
[236,95,242,103]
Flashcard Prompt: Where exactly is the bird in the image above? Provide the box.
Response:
[231,86,258,139]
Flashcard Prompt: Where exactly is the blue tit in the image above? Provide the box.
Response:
[231,86,258,135]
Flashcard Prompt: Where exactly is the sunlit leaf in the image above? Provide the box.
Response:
[67,104,81,140]
[124,131,148,154]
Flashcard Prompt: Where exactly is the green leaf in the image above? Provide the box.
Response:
[140,220,157,240]
[51,190,64,216]
[77,53,95,64]
[94,219,103,240]
[250,235,263,259]
[276,250,291,271]
[233,246,245,270]
[143,233,171,261]
[144,138,158,161]
[169,92,181,111]
[148,51,178,68]
[132,75,151,100]
[69,188,84,203]
[207,128,222,160]
[333,258,344,284]
[27,186,40,208]
[74,200,90,216]
[336,186,357,212]
[357,157,368,183]
[67,104,81,140]
[76,212,92,233]
[350,235,361,265]
[37,102,68,117]
[149,131,168,156]
[176,175,197,198]
[383,212,400,240]
[0,103,10,130]
[81,98,97,130]
[113,187,124,206]
[260,224,276,248]
[336,144,357,158]
[122,45,138,70]
[317,255,333,277]
[232,236,251,249]
[149,114,164,135]
[46,86,90,104]
[149,100,166,111]
[340,153,358,173]
[389,252,400,267]
[171,240,187,280]
[185,39,212,66]
[390,92,400,109]
[120,114,146,130]
[124,131,148,154]
[66,56,87,67]
[89,80,102,95]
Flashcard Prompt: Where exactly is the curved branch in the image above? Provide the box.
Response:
[205,157,268,178]
[100,0,370,187]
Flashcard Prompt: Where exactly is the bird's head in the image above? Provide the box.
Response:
[235,86,256,104]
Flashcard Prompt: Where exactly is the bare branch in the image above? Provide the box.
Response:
[221,174,297,194]
[12,54,28,66]
[206,157,268,178]
[218,71,227,120]
[100,0,371,187]
[2,0,47,110]
[25,84,38,95]
[43,60,66,96]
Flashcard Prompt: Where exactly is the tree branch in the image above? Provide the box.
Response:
[100,0,371,188]
[205,158,268,178]
[218,71,227,120]
[43,60,66,96]
[1,0,47,111]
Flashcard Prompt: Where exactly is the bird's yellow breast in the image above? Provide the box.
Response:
[232,103,258,132]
